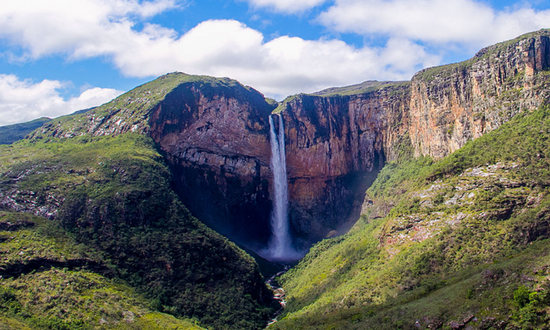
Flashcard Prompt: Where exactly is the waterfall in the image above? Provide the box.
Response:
[266,114,295,260]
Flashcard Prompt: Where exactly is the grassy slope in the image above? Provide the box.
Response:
[272,105,550,330]
[272,81,409,114]
[0,211,203,330]
[0,133,273,330]
[311,81,409,97]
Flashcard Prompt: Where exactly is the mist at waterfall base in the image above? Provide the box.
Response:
[259,114,303,262]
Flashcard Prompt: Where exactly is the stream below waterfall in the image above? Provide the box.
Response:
[265,264,292,326]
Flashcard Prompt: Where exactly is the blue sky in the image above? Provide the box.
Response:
[0,0,549,125]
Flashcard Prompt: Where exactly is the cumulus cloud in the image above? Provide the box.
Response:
[0,75,122,126]
[318,0,550,48]
[0,0,180,59]
[109,19,440,98]
[244,0,327,13]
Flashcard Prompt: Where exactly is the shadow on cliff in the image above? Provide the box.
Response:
[288,153,385,253]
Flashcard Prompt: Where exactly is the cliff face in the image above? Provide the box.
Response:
[147,81,276,249]
[278,84,409,245]
[274,30,550,247]
[408,31,550,158]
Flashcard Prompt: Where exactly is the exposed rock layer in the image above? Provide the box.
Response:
[148,82,275,248]
[408,32,550,158]
[279,86,409,245]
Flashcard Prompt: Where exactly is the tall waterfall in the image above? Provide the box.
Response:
[266,114,295,260]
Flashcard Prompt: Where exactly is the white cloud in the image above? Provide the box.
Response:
[318,0,550,48]
[107,19,440,98]
[241,35,440,98]
[0,0,180,59]
[0,75,122,126]
[0,0,441,100]
[244,0,327,13]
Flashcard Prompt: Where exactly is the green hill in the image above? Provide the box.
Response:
[0,117,51,145]
[271,104,550,329]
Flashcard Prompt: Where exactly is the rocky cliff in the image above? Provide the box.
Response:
[408,29,550,158]
[27,29,550,256]
[274,29,550,248]
[276,82,409,246]
[147,79,276,249]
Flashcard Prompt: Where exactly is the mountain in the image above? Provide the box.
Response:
[28,74,278,253]
[272,28,550,251]
[0,117,52,144]
[0,29,549,329]
[271,103,550,330]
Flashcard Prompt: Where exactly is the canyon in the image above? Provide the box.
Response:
[25,29,550,258]
[1,29,550,330]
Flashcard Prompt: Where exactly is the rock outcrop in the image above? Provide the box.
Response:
[147,80,276,249]
[277,83,409,246]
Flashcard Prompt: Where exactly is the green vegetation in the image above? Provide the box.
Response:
[312,81,409,97]
[0,117,51,144]
[0,133,274,329]
[272,81,410,116]
[0,211,204,330]
[272,94,303,114]
[271,105,550,329]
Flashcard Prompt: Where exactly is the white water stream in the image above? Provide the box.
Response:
[266,114,298,261]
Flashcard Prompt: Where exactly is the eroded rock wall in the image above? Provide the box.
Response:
[408,31,550,159]
[275,31,550,247]
[147,82,276,250]
[278,85,409,246]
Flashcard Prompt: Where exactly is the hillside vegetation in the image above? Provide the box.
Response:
[0,211,204,330]
[272,104,550,329]
[0,133,274,330]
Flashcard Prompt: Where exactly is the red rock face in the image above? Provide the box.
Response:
[279,88,409,246]
[147,82,276,250]
[408,33,550,159]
